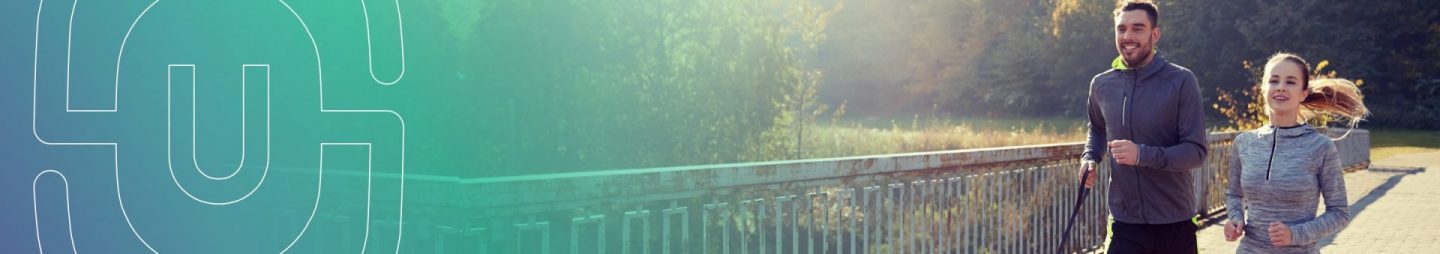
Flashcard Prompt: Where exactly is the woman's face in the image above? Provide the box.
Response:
[1264,60,1307,116]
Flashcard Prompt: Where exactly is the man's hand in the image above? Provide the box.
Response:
[1268,222,1292,246]
[1224,220,1245,242]
[1081,160,1097,188]
[1108,140,1139,165]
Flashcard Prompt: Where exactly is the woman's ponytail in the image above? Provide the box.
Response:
[1301,78,1370,134]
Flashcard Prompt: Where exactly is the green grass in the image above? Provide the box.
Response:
[1369,129,1440,162]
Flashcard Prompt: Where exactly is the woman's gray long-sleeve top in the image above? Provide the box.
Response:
[1226,124,1351,253]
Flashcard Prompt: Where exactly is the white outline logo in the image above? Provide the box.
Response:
[28,0,410,253]
[32,170,77,254]
[165,64,272,206]
[361,0,407,86]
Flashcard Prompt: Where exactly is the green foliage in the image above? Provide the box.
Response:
[822,0,1439,128]
[430,0,1438,176]
[566,0,845,169]
[1138,0,1438,129]
[754,1,843,161]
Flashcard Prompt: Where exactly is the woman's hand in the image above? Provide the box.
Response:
[1224,220,1245,242]
[1268,222,1293,246]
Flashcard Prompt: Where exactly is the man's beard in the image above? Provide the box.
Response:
[1123,44,1151,67]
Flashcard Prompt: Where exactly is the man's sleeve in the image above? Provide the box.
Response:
[1082,76,1107,163]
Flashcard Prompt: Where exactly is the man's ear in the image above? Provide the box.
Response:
[1151,27,1161,45]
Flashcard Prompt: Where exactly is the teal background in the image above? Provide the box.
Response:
[2,0,837,252]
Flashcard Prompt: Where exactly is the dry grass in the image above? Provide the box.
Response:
[798,119,1440,164]
[802,121,1087,158]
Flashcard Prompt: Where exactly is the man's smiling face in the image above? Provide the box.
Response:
[1114,10,1158,67]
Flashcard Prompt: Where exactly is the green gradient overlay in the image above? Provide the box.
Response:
[3,0,840,252]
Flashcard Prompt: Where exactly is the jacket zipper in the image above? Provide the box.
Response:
[1122,95,1129,125]
[1265,126,1278,180]
[1127,70,1147,223]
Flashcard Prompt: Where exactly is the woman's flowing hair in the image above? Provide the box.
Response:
[1266,53,1371,139]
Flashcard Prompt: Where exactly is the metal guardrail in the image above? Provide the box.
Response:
[312,129,1369,253]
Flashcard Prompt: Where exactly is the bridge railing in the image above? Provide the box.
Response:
[326,128,1369,253]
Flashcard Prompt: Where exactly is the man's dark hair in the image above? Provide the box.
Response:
[1114,1,1160,28]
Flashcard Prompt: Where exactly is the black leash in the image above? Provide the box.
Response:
[1058,167,1093,254]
